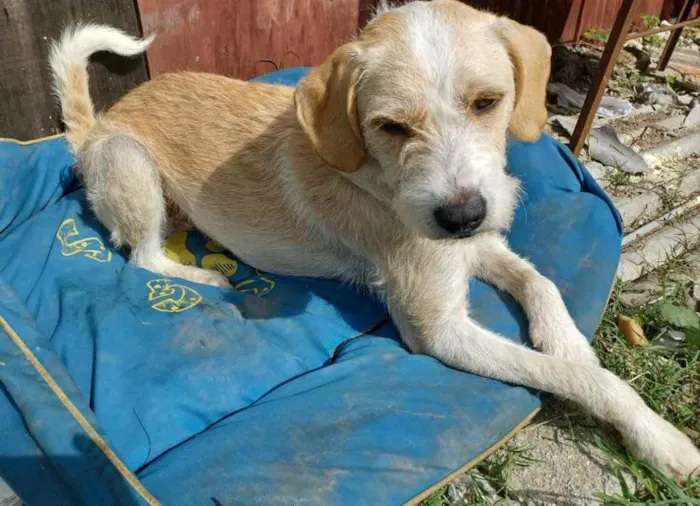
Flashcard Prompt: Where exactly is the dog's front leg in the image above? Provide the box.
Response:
[379,238,700,481]
[472,234,599,365]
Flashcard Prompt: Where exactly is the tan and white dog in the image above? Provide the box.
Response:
[50,0,699,480]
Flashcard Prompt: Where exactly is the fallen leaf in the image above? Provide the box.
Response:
[618,315,648,347]
[685,327,700,348]
[659,302,700,330]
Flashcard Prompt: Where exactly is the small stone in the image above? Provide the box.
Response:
[647,92,676,106]
[654,115,685,131]
[446,474,477,503]
[589,125,650,174]
[683,103,700,128]
[677,94,694,106]
[624,39,643,51]
[682,427,700,439]
[619,291,649,308]
[631,104,655,116]
[550,115,577,136]
[668,329,686,341]
[680,77,700,93]
[584,161,607,181]
[446,483,466,503]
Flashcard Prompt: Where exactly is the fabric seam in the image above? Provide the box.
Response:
[0,315,161,506]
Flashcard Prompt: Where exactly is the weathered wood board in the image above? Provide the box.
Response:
[0,0,148,140]
[137,0,379,79]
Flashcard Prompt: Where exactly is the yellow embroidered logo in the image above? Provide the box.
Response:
[202,253,238,278]
[56,218,112,263]
[146,279,202,313]
[234,273,276,297]
[161,231,276,297]
[204,239,225,253]
[163,231,196,266]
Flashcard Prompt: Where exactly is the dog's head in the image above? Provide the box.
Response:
[295,0,551,239]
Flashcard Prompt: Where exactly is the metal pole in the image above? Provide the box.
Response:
[569,0,642,156]
[657,0,697,71]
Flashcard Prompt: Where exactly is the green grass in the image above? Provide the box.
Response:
[605,166,634,190]
[595,281,700,434]
[641,14,661,29]
[594,435,700,505]
[590,273,700,504]
[666,74,681,87]
[644,34,666,48]
[640,15,664,46]
[419,443,537,505]
[584,28,611,44]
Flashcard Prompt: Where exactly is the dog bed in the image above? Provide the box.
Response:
[0,68,622,506]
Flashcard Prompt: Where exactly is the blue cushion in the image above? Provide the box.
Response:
[0,69,621,506]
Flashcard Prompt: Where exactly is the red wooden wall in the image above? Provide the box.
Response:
[138,0,377,80]
[136,0,697,79]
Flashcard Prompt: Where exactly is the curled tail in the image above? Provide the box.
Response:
[49,24,154,150]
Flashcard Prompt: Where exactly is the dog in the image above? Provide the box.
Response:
[49,0,700,481]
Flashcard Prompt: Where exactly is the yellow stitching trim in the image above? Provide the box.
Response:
[0,315,161,506]
[0,134,66,145]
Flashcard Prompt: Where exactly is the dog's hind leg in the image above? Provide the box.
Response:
[79,134,231,287]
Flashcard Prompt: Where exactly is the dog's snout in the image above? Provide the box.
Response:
[433,192,487,236]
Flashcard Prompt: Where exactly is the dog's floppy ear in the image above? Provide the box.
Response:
[500,19,551,142]
[295,43,365,172]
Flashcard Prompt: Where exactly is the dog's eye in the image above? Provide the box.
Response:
[379,121,411,136]
[473,98,499,113]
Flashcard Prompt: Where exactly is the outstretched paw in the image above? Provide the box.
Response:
[624,410,700,482]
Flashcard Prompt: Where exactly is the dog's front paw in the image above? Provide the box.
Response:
[623,410,700,481]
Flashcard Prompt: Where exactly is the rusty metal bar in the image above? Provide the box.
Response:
[657,0,698,71]
[569,0,642,156]
[552,16,700,47]
[625,13,700,40]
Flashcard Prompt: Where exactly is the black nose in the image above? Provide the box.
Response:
[433,193,487,236]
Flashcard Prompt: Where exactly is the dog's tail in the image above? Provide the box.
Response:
[49,24,154,150]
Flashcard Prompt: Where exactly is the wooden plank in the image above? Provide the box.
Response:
[137,0,374,80]
[0,0,148,141]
